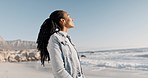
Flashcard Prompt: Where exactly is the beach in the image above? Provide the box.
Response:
[1,62,148,78]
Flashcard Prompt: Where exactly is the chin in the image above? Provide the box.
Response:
[69,24,74,28]
[71,25,74,28]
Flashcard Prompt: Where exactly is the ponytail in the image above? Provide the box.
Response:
[36,18,58,66]
[36,10,66,66]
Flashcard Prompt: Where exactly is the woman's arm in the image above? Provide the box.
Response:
[48,35,73,78]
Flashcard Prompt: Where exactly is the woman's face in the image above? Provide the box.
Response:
[62,13,74,28]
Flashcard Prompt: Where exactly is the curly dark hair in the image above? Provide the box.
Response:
[36,10,66,66]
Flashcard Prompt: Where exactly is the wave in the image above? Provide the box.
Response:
[79,48,148,71]
[136,54,148,58]
[81,58,148,71]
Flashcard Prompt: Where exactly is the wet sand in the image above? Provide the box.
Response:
[0,62,148,78]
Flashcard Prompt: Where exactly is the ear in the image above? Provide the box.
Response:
[60,18,66,24]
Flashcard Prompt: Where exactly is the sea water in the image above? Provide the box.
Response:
[79,48,148,71]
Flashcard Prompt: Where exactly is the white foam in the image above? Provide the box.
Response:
[80,49,148,71]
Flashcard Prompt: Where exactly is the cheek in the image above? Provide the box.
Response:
[66,19,72,25]
[69,21,74,26]
[69,19,74,24]
[65,19,74,27]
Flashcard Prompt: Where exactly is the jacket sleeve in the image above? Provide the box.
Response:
[48,35,73,78]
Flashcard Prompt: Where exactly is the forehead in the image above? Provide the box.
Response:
[63,12,70,19]
[63,12,69,16]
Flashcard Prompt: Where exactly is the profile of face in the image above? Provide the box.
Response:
[60,12,74,29]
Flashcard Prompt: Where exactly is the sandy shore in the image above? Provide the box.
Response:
[0,62,148,78]
[0,62,52,78]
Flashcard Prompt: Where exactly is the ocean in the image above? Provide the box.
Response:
[79,48,148,71]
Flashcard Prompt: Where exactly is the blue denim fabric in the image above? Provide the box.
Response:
[48,31,85,78]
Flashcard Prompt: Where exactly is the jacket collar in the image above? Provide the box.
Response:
[58,31,68,37]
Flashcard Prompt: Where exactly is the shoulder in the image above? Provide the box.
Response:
[50,32,65,42]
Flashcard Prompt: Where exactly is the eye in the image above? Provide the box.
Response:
[67,14,71,18]
[67,15,70,18]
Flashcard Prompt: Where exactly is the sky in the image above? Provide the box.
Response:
[0,0,148,51]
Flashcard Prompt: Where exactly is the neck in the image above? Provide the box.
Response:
[61,27,69,32]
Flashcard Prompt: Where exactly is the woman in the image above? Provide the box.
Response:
[37,10,85,78]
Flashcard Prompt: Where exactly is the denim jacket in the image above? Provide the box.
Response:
[48,31,85,78]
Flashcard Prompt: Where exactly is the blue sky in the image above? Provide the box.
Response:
[0,0,148,51]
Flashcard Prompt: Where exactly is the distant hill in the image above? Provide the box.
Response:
[0,36,37,50]
[0,36,10,50]
[0,36,5,41]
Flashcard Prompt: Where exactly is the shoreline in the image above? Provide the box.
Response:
[0,62,148,78]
